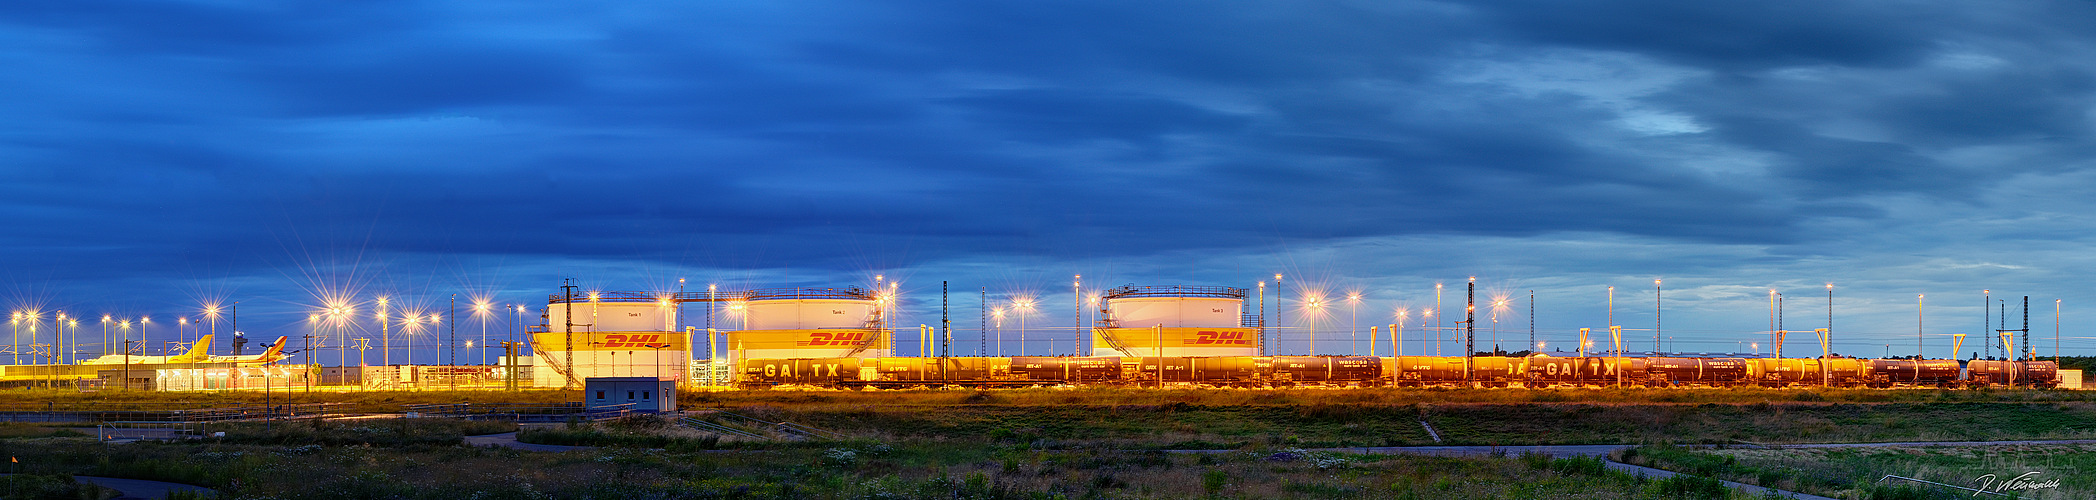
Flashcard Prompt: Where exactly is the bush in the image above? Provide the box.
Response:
[1549,456,1609,477]
[208,418,516,447]
[0,473,99,500]
[1202,469,1229,494]
[1647,474,1728,499]
[515,427,721,451]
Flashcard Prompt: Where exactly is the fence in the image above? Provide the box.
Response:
[402,402,635,422]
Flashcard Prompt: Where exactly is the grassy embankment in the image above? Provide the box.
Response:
[4,385,2095,413]
[0,422,1750,499]
[4,387,2090,498]
[1625,443,2096,499]
[6,387,2095,448]
[677,388,2096,449]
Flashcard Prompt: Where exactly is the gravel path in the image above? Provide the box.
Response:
[463,431,591,452]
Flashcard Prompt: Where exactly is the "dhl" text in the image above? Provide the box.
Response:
[600,334,668,349]
[799,331,870,347]
[1184,331,1250,345]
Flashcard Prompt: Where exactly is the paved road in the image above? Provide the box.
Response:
[463,432,590,452]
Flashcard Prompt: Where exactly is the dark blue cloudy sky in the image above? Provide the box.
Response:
[4,1,2093,362]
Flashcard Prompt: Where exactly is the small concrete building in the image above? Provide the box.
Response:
[583,377,676,413]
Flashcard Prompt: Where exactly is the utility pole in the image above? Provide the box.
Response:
[1826,283,1834,357]
[1983,290,1991,360]
[1465,277,1475,387]
[1275,274,1285,355]
[1655,279,1662,354]
[379,297,390,367]
[980,287,987,356]
[303,328,314,394]
[449,294,457,391]
[561,279,579,389]
[941,281,951,385]
[1257,281,1266,356]
[2012,294,2028,361]
[356,337,370,367]
[1073,275,1081,356]
[501,341,520,390]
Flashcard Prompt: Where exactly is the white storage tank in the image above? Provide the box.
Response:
[1092,285,1257,357]
[545,293,679,333]
[727,287,889,366]
[535,291,688,388]
[1108,296,1242,328]
[744,299,876,330]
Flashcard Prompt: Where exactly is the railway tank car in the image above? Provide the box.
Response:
[1966,360,2060,388]
[729,353,2065,389]
[1645,357,1751,387]
[1008,356,1121,385]
[1520,355,1643,387]
[1866,359,1961,388]
[1749,358,1871,387]
[1270,356,1384,386]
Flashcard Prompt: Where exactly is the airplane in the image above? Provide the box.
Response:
[207,336,289,365]
[79,334,215,365]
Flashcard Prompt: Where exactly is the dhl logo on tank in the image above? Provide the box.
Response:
[1184,331,1250,345]
[535,331,691,351]
[796,331,872,347]
[595,333,672,349]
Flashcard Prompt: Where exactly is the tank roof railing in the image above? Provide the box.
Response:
[1101,285,1247,301]
[547,286,877,304]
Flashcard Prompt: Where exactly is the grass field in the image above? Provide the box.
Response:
[674,399,2096,448]
[1624,444,2096,499]
[3,386,2094,413]
[0,426,1757,499]
[2,387,2092,498]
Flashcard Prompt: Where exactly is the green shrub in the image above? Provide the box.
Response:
[1647,474,1728,499]
[1202,469,1228,494]
[1550,455,1609,477]
[0,473,98,500]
